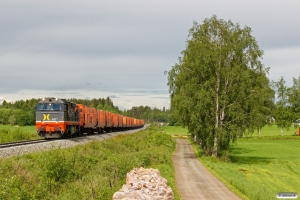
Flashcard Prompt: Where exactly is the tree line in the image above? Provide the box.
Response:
[124,106,170,124]
[0,98,39,126]
[0,97,172,126]
[69,98,171,123]
[69,97,122,114]
[272,76,300,135]
[0,97,124,126]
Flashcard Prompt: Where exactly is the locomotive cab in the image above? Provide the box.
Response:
[36,97,80,139]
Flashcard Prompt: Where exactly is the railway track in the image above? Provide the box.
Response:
[0,126,148,158]
[0,139,49,149]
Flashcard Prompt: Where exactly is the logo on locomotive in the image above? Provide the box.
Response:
[43,114,50,121]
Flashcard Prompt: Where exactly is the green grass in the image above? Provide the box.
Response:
[0,125,39,143]
[196,137,300,200]
[251,124,298,137]
[0,125,180,200]
[2,123,298,199]
[162,125,300,199]
[0,125,36,133]
[160,125,189,137]
[161,124,299,137]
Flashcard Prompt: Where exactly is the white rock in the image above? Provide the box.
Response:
[113,167,174,200]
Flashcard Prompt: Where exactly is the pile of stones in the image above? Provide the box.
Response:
[112,167,174,200]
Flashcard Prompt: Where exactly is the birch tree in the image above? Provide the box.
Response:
[168,15,274,156]
[273,77,291,135]
[288,77,300,121]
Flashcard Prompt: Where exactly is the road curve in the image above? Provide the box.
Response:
[173,138,241,200]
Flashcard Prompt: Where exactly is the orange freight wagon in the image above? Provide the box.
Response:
[105,111,113,132]
[36,97,145,138]
[118,114,123,129]
[112,113,119,129]
[96,110,106,133]
[83,106,97,134]
[122,116,127,128]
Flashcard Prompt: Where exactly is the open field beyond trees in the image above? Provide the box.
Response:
[160,126,188,137]
[0,125,180,200]
[162,124,299,137]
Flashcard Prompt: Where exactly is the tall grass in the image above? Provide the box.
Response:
[0,125,36,133]
[0,125,180,200]
[0,126,40,143]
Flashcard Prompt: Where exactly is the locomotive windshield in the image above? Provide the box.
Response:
[37,103,62,111]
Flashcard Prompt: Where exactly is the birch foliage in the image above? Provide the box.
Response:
[168,16,274,156]
[288,77,300,120]
[273,77,291,135]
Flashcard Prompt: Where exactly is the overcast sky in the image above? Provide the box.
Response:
[0,1,299,110]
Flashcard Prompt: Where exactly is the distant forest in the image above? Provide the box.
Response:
[0,97,174,126]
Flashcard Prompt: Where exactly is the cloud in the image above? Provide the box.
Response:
[0,0,299,110]
[0,89,170,110]
[0,51,170,95]
[264,47,300,86]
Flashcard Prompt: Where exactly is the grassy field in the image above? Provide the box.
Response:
[0,125,39,143]
[251,124,298,137]
[0,125,180,200]
[198,137,300,199]
[161,124,299,137]
[160,126,189,137]
[164,125,300,200]
[0,125,36,132]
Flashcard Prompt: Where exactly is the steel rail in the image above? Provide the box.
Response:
[0,139,49,149]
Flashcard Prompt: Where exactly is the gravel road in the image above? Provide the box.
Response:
[173,138,241,200]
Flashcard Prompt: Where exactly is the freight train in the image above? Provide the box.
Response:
[36,97,144,139]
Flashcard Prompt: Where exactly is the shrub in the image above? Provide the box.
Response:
[0,125,177,199]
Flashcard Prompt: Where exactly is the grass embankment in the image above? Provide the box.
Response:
[0,125,180,200]
[0,125,39,143]
[164,125,300,200]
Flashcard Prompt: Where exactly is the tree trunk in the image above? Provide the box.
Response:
[281,128,283,136]
[212,40,222,157]
[212,136,218,157]
[258,128,261,137]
